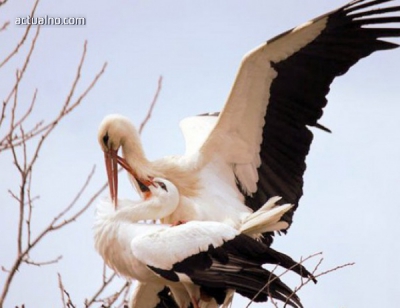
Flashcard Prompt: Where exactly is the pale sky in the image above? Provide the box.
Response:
[1,0,399,307]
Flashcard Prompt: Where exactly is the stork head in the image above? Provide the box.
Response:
[148,177,180,212]
[98,114,154,207]
[98,114,138,152]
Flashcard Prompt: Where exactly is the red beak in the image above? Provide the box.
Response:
[104,151,155,208]
[104,150,119,208]
[116,156,154,187]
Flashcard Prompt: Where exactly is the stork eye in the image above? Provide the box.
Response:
[102,133,109,147]
[156,181,168,192]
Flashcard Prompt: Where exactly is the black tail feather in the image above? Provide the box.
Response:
[262,245,318,284]
[203,266,303,308]
[221,234,317,283]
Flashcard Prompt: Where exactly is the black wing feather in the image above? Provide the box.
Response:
[154,286,183,308]
[151,234,316,307]
[244,0,400,227]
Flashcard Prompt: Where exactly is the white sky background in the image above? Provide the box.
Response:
[0,0,399,307]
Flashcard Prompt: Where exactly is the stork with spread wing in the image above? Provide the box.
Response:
[98,0,400,244]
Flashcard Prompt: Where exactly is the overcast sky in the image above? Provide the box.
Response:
[1,0,399,307]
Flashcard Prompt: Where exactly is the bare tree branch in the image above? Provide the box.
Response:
[0,24,41,150]
[2,24,40,106]
[0,0,39,68]
[138,75,163,135]
[57,273,77,308]
[103,280,131,308]
[24,256,63,267]
[1,266,10,273]
[58,273,68,308]
[84,272,118,307]
[0,167,98,306]
[0,8,161,304]
[0,40,107,152]
[246,252,355,308]
[0,21,9,32]
[0,0,9,8]
[25,172,38,248]
[0,37,107,308]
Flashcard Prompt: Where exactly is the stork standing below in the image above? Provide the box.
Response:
[98,0,400,244]
[94,178,315,308]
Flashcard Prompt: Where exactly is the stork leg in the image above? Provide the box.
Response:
[190,295,200,308]
[171,220,187,227]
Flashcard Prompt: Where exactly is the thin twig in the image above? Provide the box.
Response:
[0,21,9,32]
[0,0,9,8]
[51,166,96,228]
[0,25,41,152]
[52,169,109,231]
[0,41,107,152]
[84,272,118,307]
[246,252,322,307]
[58,273,67,308]
[102,263,107,284]
[138,76,163,134]
[0,51,106,302]
[24,256,63,266]
[285,259,354,307]
[58,273,77,308]
[2,24,40,106]
[1,266,10,273]
[16,90,37,135]
[25,171,33,247]
[117,282,133,308]
[246,252,354,308]
[1,101,7,131]
[0,167,98,306]
[0,0,39,68]
[104,280,131,307]
[7,189,20,202]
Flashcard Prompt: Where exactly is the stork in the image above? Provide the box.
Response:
[98,0,400,243]
[94,178,315,308]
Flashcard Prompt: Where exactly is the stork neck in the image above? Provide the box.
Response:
[114,197,178,223]
[121,138,153,178]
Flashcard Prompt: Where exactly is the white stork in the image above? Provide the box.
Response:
[98,0,400,245]
[94,178,315,308]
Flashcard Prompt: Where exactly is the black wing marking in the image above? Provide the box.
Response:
[244,0,400,228]
[149,234,316,307]
[155,286,190,308]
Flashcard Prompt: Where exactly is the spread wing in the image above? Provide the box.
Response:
[146,229,315,308]
[179,113,219,156]
[198,0,400,226]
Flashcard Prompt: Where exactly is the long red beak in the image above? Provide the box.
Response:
[104,150,119,208]
[104,151,155,208]
[116,156,154,187]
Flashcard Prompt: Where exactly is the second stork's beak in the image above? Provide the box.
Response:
[104,150,119,208]
[116,156,155,197]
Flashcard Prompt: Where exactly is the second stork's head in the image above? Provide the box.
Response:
[98,114,155,206]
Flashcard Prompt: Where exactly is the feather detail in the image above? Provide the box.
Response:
[240,197,293,235]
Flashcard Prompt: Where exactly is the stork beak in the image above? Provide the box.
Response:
[115,156,155,196]
[104,150,155,207]
[104,150,119,208]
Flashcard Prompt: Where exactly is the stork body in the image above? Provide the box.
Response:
[94,179,193,307]
[94,178,314,308]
